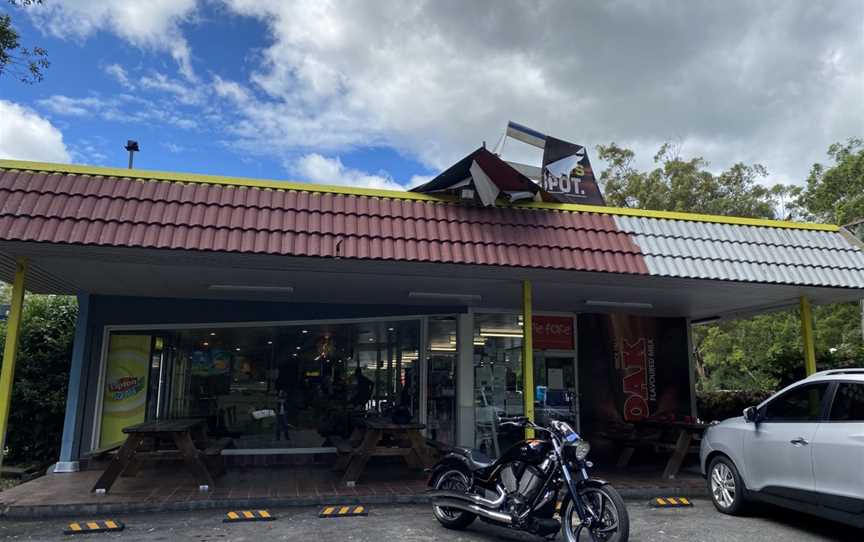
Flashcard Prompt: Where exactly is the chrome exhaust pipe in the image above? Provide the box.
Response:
[433,498,512,524]
[427,486,506,508]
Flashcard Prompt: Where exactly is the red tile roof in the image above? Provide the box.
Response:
[0,167,650,275]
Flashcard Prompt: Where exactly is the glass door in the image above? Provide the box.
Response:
[534,352,580,432]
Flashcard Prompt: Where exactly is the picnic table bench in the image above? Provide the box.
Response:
[601,420,708,479]
[91,419,232,493]
[335,419,432,486]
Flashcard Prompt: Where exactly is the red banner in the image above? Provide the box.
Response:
[532,315,574,350]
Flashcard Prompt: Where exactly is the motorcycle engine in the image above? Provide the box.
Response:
[500,462,546,517]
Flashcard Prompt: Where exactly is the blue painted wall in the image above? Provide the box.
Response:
[61,295,466,461]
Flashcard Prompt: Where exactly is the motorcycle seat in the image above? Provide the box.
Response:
[452,447,494,470]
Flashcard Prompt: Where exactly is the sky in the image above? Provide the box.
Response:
[0,0,862,191]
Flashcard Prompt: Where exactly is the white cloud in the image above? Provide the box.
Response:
[104,64,134,90]
[0,100,71,163]
[294,154,406,191]
[37,94,200,131]
[31,0,199,80]
[139,72,204,105]
[215,0,864,185]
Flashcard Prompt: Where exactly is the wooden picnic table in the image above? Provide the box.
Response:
[91,419,229,493]
[335,419,431,486]
[606,420,709,479]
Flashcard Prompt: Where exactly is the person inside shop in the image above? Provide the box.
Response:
[351,366,374,409]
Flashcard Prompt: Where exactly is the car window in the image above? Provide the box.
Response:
[829,383,864,422]
[762,382,829,422]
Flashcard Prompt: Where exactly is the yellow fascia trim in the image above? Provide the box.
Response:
[513,201,839,232]
[0,159,839,232]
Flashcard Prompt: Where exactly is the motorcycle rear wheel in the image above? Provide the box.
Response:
[563,484,630,542]
[431,469,477,530]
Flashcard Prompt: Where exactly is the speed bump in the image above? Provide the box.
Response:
[224,510,276,522]
[319,505,367,518]
[64,520,124,534]
[650,497,693,508]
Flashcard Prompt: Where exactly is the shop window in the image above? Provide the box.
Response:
[473,313,523,457]
[427,316,457,446]
[99,320,420,450]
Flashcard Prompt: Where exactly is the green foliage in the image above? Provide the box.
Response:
[0,294,77,464]
[696,390,773,423]
[694,304,863,392]
[0,0,48,84]
[799,138,864,225]
[597,142,779,219]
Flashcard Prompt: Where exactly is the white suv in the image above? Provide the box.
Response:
[700,369,864,529]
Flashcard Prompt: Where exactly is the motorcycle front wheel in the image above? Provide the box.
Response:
[563,484,630,542]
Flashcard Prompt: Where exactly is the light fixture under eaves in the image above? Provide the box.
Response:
[692,316,722,325]
[584,300,654,310]
[209,285,294,293]
[408,292,482,303]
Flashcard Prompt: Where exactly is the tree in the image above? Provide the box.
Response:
[597,142,778,218]
[0,294,77,464]
[799,138,864,225]
[0,0,48,84]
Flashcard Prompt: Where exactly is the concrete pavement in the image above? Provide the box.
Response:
[0,500,858,541]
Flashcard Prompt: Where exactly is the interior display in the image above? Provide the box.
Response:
[102,320,420,450]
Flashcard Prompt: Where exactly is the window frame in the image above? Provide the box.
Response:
[757,381,833,423]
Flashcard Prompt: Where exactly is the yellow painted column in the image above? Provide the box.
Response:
[0,258,26,470]
[522,280,535,439]
[800,296,817,376]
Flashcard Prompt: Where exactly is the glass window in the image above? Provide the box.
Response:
[829,383,864,422]
[762,383,829,422]
[474,313,523,458]
[101,319,420,450]
[426,316,457,446]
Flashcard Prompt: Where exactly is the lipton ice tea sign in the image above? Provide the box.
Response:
[99,334,151,448]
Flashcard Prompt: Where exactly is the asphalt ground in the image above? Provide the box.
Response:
[0,500,859,541]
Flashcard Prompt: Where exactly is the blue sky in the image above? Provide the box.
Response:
[0,1,434,187]
[0,1,861,190]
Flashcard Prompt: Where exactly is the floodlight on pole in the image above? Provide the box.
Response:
[125,140,140,169]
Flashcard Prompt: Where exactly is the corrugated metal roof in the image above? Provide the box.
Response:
[617,216,864,288]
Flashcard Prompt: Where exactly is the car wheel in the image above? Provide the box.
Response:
[708,456,747,515]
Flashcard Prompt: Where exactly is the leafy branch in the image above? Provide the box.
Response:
[1,0,48,84]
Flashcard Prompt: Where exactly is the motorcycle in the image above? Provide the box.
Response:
[427,417,629,541]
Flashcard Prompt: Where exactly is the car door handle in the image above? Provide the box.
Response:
[790,437,809,446]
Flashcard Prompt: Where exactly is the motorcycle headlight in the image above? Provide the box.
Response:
[569,439,591,461]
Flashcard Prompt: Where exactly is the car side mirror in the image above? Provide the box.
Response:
[743,406,759,424]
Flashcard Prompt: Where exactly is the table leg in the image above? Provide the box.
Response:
[405,430,431,468]
[341,429,382,486]
[172,431,216,489]
[662,431,692,479]
[616,446,635,469]
[92,434,143,493]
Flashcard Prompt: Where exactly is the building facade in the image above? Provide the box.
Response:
[0,159,862,472]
